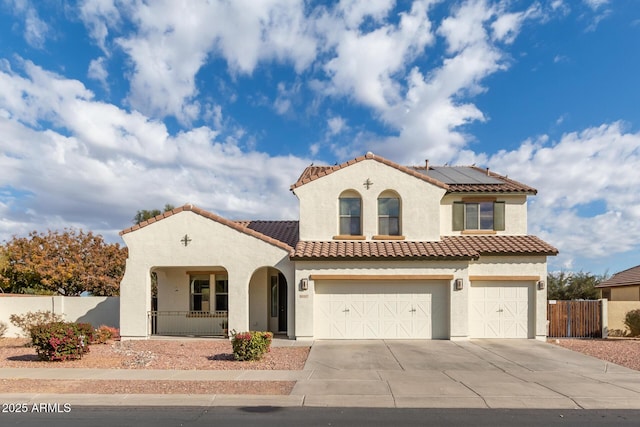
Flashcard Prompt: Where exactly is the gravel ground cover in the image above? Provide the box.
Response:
[0,338,309,370]
[550,338,640,371]
[0,338,309,395]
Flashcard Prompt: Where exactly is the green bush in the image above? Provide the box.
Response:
[0,321,7,338]
[230,331,273,361]
[624,309,640,337]
[9,310,64,337]
[30,322,90,361]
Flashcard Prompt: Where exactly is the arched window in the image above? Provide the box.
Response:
[339,190,362,235]
[378,191,401,236]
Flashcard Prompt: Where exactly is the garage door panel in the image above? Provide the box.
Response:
[314,281,448,339]
[470,282,533,339]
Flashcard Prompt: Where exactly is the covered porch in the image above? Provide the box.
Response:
[150,265,290,337]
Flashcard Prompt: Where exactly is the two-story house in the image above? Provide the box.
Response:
[119,152,557,341]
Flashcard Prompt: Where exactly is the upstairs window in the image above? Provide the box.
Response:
[339,191,362,235]
[453,201,505,231]
[378,191,401,236]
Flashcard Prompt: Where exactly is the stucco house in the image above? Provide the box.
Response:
[596,265,640,301]
[119,152,557,341]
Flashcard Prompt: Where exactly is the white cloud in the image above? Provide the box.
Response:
[481,122,640,268]
[4,0,49,48]
[327,116,348,136]
[79,0,318,123]
[583,0,609,10]
[87,56,109,90]
[0,59,311,242]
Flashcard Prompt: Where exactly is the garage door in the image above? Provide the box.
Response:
[314,281,449,339]
[470,282,533,338]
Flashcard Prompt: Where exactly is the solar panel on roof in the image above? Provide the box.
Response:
[426,166,503,184]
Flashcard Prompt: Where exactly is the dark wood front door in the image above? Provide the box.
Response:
[278,272,287,332]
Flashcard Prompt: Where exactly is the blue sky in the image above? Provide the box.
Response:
[0,0,639,276]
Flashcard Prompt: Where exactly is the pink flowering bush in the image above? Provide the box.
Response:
[230,330,273,361]
[30,322,90,361]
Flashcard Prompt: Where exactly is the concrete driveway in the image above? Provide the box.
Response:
[292,339,640,409]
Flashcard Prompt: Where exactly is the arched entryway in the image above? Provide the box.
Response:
[249,267,288,334]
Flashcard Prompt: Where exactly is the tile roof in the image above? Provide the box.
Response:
[291,235,558,260]
[119,204,295,252]
[290,152,449,191]
[596,265,640,288]
[234,220,299,248]
[290,153,535,194]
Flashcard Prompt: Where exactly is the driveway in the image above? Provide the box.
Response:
[292,339,640,409]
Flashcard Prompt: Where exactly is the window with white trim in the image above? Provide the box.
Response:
[378,191,401,235]
[339,191,362,235]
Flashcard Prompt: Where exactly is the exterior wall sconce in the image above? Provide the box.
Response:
[300,278,308,291]
[537,280,545,290]
[454,278,464,291]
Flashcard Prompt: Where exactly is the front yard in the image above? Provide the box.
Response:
[551,338,640,371]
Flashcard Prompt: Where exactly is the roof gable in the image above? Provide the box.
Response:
[119,204,296,252]
[291,153,536,194]
[290,152,450,191]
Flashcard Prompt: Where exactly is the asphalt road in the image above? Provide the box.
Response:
[2,406,640,427]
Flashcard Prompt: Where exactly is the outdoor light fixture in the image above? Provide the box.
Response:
[537,280,545,290]
[454,278,464,291]
[300,278,308,291]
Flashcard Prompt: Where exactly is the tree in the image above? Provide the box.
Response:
[133,204,175,224]
[547,271,605,300]
[0,229,127,296]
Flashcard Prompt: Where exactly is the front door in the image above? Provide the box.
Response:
[270,273,288,333]
[278,273,287,332]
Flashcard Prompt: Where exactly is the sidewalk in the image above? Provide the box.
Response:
[2,339,640,409]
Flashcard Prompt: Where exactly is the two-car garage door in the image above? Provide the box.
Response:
[314,281,449,339]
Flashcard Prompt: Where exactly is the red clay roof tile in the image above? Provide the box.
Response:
[291,235,557,260]
[291,154,535,194]
[119,204,295,252]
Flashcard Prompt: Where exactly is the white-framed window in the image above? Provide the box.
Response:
[190,275,210,311]
[339,190,362,235]
[215,277,228,311]
[453,201,505,231]
[190,274,228,312]
[378,191,401,235]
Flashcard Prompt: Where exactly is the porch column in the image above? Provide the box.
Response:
[119,260,152,339]
[227,268,250,333]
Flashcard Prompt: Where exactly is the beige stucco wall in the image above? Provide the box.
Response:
[249,267,269,331]
[607,286,640,301]
[469,256,548,340]
[0,296,119,337]
[119,211,294,339]
[440,194,529,235]
[293,159,447,241]
[607,301,640,333]
[294,259,469,340]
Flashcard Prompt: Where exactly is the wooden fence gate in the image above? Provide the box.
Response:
[547,300,602,338]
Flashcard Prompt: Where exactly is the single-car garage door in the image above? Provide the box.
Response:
[314,281,449,339]
[470,281,534,338]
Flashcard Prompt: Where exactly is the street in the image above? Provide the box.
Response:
[2,406,640,427]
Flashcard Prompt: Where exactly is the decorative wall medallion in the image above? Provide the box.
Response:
[363,178,373,190]
[181,234,192,246]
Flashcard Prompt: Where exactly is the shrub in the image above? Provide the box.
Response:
[93,325,120,344]
[230,331,273,361]
[30,322,90,361]
[9,310,64,337]
[624,309,640,337]
[0,321,7,338]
